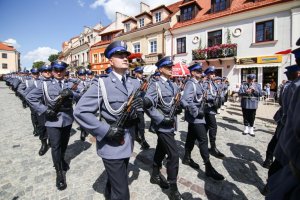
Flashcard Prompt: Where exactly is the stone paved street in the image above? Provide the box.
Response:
[0,81,277,200]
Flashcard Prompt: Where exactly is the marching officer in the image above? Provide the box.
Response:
[181,63,224,181]
[26,61,78,190]
[86,70,95,85]
[74,41,143,200]
[132,66,150,150]
[105,66,113,74]
[238,74,262,136]
[143,56,182,200]
[202,66,225,158]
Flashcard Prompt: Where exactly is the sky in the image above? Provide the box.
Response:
[0,0,178,69]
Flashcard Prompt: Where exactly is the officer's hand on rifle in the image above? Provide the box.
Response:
[60,88,73,98]
[45,108,57,121]
[131,97,143,110]
[160,117,175,126]
[106,124,125,143]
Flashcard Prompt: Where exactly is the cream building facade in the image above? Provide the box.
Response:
[0,42,20,75]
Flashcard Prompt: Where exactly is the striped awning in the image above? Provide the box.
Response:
[234,63,281,69]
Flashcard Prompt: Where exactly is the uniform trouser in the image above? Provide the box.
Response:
[31,111,46,139]
[242,108,256,127]
[102,158,130,200]
[153,132,179,183]
[135,111,146,140]
[185,123,209,163]
[204,113,217,145]
[47,125,72,165]
[266,124,282,158]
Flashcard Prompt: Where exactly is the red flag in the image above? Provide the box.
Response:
[275,49,292,55]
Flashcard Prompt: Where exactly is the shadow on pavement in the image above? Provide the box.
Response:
[227,143,264,164]
[217,122,242,133]
[222,156,265,192]
[255,128,274,135]
[92,170,107,195]
[256,117,276,125]
[204,179,248,200]
[226,111,243,117]
[65,140,92,165]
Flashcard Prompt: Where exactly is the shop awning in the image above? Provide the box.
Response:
[234,63,281,69]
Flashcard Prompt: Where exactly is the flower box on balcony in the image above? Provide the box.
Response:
[192,43,237,60]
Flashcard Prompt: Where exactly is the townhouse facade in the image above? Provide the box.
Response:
[115,2,181,74]
[165,0,300,90]
[0,42,20,75]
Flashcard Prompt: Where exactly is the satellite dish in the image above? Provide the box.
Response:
[232,28,242,37]
[192,36,199,44]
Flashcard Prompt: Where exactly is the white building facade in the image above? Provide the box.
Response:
[166,0,300,92]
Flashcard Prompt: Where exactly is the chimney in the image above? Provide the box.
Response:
[140,2,150,13]
[115,12,129,29]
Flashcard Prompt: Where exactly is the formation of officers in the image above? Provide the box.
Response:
[3,39,299,200]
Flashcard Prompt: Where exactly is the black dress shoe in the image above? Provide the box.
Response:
[205,161,224,181]
[209,147,225,159]
[141,140,150,150]
[38,140,49,156]
[169,183,182,200]
[182,158,200,169]
[262,158,273,169]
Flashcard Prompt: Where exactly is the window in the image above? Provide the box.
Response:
[211,0,230,13]
[2,53,7,58]
[155,12,161,23]
[2,63,8,69]
[101,53,106,62]
[93,54,98,63]
[256,20,274,42]
[208,30,222,47]
[139,18,144,28]
[241,68,258,83]
[150,40,157,53]
[125,23,130,32]
[177,37,186,54]
[133,43,141,53]
[182,6,193,21]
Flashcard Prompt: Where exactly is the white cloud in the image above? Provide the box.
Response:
[78,0,85,7]
[4,38,21,49]
[90,0,178,21]
[23,47,59,64]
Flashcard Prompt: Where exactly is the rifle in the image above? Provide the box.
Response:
[115,79,149,144]
[52,80,79,113]
[169,81,185,119]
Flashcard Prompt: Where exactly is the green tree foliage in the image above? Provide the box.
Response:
[48,54,59,63]
[32,61,45,69]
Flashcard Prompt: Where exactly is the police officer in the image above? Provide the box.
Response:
[26,61,78,190]
[22,66,52,156]
[74,41,143,200]
[144,56,182,200]
[75,68,90,141]
[132,66,150,150]
[238,74,262,137]
[86,70,95,85]
[181,63,224,181]
[202,66,225,158]
[263,65,300,168]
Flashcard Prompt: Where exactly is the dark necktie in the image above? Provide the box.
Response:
[122,76,127,90]
[58,80,63,89]
[167,80,174,93]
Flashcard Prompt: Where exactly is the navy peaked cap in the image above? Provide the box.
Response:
[105,67,113,74]
[104,40,131,59]
[155,56,174,68]
[204,66,215,75]
[247,74,256,80]
[31,68,39,73]
[40,65,52,72]
[188,63,202,71]
[51,61,68,70]
[133,66,144,73]
[285,64,300,72]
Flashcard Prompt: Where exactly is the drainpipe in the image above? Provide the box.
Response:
[168,28,174,57]
[162,28,165,56]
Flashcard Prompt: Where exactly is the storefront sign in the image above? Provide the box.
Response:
[257,55,282,64]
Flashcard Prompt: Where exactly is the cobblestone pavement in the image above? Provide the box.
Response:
[0,81,277,200]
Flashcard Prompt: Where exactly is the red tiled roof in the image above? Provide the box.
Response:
[172,0,293,30]
[0,42,15,51]
[91,40,111,48]
[167,0,184,15]
[179,0,201,9]
[100,29,123,36]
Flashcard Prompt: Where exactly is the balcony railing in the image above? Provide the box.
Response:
[192,43,237,60]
